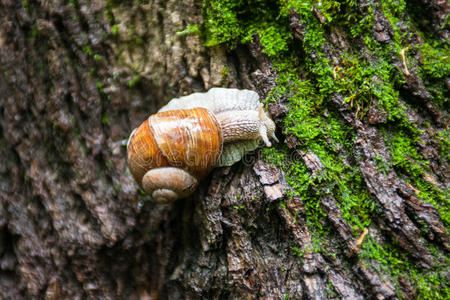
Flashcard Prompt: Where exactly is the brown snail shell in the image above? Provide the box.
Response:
[127,107,223,203]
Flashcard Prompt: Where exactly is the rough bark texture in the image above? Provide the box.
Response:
[0,0,448,299]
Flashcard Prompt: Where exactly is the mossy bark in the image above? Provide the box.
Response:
[0,0,448,299]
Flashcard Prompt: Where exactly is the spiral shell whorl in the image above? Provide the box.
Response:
[127,120,169,186]
[142,167,198,203]
[148,108,223,179]
[127,108,223,199]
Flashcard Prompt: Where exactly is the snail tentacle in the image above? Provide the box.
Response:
[258,125,271,147]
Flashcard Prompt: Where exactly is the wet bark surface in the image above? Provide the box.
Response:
[0,0,448,299]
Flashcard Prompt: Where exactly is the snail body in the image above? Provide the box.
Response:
[127,88,277,203]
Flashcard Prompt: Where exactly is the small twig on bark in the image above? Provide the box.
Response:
[348,228,368,257]
[400,48,410,76]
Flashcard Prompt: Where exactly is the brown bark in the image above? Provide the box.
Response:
[0,0,448,299]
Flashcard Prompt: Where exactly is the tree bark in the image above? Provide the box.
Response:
[0,0,448,299]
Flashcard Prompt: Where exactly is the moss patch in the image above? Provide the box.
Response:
[202,0,448,297]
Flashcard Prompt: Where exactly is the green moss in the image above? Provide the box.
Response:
[242,22,292,57]
[438,130,450,162]
[111,24,119,35]
[176,24,201,36]
[379,0,449,109]
[82,45,93,56]
[379,0,406,47]
[202,0,448,297]
[290,246,304,258]
[102,114,110,125]
[96,80,105,94]
[69,0,79,8]
[29,24,40,38]
[383,128,449,227]
[203,0,243,47]
[326,278,339,298]
[127,75,141,88]
[416,41,450,109]
[419,42,450,79]
[361,236,449,299]
[203,0,291,56]
[221,66,229,81]
[233,205,245,210]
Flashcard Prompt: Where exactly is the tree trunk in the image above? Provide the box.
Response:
[0,0,448,299]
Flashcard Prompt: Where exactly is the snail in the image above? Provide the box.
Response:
[127,88,277,203]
